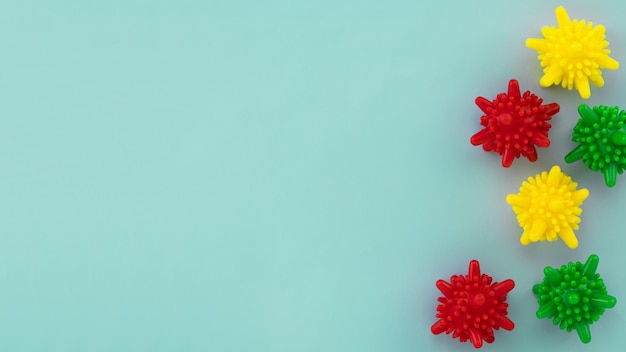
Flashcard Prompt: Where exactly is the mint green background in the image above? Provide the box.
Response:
[1,0,625,351]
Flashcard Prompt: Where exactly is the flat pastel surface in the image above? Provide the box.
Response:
[1,0,625,351]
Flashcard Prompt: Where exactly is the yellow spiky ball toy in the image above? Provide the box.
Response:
[526,6,619,99]
[506,165,589,249]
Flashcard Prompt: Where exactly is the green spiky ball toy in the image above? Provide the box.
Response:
[565,104,626,187]
[533,254,616,343]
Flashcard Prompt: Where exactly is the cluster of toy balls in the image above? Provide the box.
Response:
[431,255,616,348]
[472,5,623,187]
[432,6,619,348]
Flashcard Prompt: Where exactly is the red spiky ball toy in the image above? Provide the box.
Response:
[431,260,515,349]
[470,79,560,167]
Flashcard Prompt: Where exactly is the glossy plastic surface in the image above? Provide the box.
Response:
[431,260,515,349]
[564,104,626,187]
[526,6,619,99]
[470,79,559,168]
[506,165,589,249]
[533,254,617,344]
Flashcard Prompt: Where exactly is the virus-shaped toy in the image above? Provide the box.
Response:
[431,260,515,349]
[470,79,559,167]
[565,104,626,187]
[526,6,619,99]
[506,165,589,249]
[533,254,617,344]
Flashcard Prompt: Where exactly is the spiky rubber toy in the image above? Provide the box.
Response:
[431,260,515,349]
[470,79,559,167]
[533,254,616,344]
[565,104,626,187]
[526,6,619,99]
[506,165,589,249]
